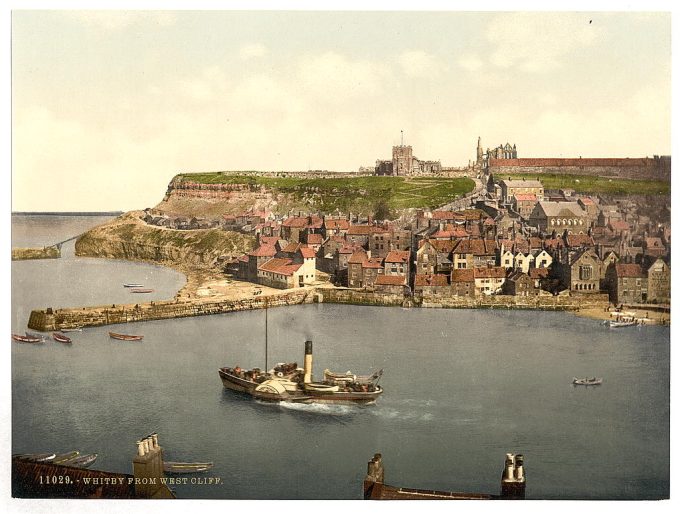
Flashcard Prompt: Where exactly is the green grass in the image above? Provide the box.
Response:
[173,173,475,212]
[496,173,669,195]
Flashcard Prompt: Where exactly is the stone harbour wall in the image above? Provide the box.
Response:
[12,247,61,261]
[27,290,316,331]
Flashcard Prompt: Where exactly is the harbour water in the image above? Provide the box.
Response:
[11,215,670,499]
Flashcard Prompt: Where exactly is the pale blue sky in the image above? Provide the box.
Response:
[11,11,671,211]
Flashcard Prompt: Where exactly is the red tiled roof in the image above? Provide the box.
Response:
[282,242,304,253]
[282,217,310,228]
[565,234,594,248]
[432,228,468,239]
[645,237,664,248]
[474,267,507,279]
[324,219,350,230]
[614,263,644,278]
[453,239,496,255]
[258,258,302,276]
[608,220,630,231]
[299,247,316,259]
[384,250,410,263]
[579,197,596,205]
[415,274,448,287]
[307,233,323,244]
[348,250,368,264]
[514,193,537,202]
[259,236,280,246]
[347,225,378,235]
[248,244,277,257]
[451,269,475,282]
[375,275,406,286]
[431,210,460,220]
[529,268,549,279]
[363,257,384,269]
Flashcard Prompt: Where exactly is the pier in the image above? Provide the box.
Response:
[26,287,609,331]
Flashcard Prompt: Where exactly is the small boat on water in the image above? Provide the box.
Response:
[573,377,603,386]
[25,331,49,342]
[52,332,73,343]
[109,332,144,341]
[52,451,80,464]
[124,283,144,288]
[130,288,154,294]
[12,334,44,343]
[60,453,98,468]
[219,340,383,405]
[13,452,56,462]
[163,461,214,474]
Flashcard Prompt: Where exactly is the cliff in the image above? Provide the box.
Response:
[75,211,255,269]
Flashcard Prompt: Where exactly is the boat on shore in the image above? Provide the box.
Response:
[12,334,44,343]
[608,320,637,328]
[123,283,144,288]
[219,340,383,405]
[130,288,154,293]
[52,332,73,343]
[61,327,83,332]
[164,461,214,474]
[572,377,603,386]
[109,332,144,341]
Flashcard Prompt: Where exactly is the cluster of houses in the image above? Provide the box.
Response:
[145,175,670,307]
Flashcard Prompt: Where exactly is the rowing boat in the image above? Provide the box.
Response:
[163,461,214,474]
[109,332,144,341]
[130,288,154,293]
[60,453,98,468]
[12,334,43,343]
[572,377,603,386]
[52,451,80,464]
[123,283,144,288]
[25,331,49,342]
[52,332,73,343]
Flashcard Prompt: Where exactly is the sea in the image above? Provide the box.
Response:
[10,214,670,500]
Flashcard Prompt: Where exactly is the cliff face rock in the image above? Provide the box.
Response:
[75,212,255,268]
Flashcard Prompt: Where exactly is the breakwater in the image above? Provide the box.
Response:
[12,247,60,261]
[27,290,316,331]
[27,287,610,331]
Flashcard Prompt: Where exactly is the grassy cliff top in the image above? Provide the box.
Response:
[171,173,476,212]
[494,173,669,195]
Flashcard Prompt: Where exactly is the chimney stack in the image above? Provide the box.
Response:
[132,433,166,498]
[500,452,526,499]
[363,453,385,499]
[303,340,313,384]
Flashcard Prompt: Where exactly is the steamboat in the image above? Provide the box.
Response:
[219,340,383,405]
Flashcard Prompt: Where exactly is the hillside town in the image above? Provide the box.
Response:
[141,172,671,308]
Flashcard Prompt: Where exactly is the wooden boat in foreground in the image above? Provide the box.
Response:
[163,461,214,474]
[608,320,637,328]
[12,334,44,343]
[109,332,144,341]
[13,452,56,462]
[60,453,98,468]
[52,451,80,464]
[52,332,73,343]
[572,377,603,386]
[219,340,383,405]
[130,288,154,293]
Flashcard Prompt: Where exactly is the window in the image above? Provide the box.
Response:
[579,266,593,280]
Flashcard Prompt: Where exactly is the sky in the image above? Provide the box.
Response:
[10,10,672,212]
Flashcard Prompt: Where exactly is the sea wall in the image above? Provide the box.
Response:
[27,287,610,331]
[27,290,316,331]
[12,247,60,261]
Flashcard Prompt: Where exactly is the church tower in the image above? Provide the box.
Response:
[476,137,484,164]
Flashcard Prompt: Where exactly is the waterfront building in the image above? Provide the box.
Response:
[554,247,602,293]
[504,270,540,296]
[645,257,670,304]
[473,266,507,295]
[383,250,411,278]
[450,269,476,297]
[373,275,408,295]
[414,274,449,296]
[451,239,497,269]
[605,263,648,304]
